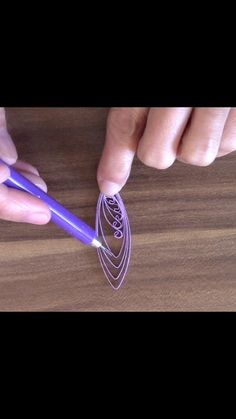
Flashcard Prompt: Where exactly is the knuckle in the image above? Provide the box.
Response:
[219,140,236,155]
[200,107,228,120]
[108,108,143,138]
[180,135,219,167]
[137,148,174,169]
[198,136,220,154]
[179,151,215,167]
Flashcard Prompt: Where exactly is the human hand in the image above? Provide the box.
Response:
[0,108,51,224]
[97,108,236,196]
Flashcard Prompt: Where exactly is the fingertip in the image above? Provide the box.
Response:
[18,170,48,193]
[97,162,131,197]
[0,187,51,225]
[25,211,51,225]
[0,154,18,166]
[97,107,146,198]
[98,179,122,197]
[13,160,40,176]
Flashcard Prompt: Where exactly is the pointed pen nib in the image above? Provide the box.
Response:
[91,238,113,257]
[101,245,114,257]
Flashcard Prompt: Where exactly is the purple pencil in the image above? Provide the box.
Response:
[1,159,106,251]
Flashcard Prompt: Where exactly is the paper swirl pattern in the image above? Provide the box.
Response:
[95,193,131,290]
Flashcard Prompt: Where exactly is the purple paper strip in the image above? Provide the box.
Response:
[95,193,131,290]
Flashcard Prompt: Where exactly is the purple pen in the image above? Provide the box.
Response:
[1,159,104,250]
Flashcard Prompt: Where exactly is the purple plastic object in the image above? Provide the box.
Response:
[96,193,131,290]
[1,160,99,247]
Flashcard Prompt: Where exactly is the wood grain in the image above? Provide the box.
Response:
[0,107,236,311]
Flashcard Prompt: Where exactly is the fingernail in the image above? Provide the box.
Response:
[34,180,48,193]
[26,212,51,225]
[2,156,18,165]
[17,170,48,193]
[99,180,121,196]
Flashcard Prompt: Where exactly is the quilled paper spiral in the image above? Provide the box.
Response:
[95,193,131,290]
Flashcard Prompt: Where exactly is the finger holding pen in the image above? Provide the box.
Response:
[0,107,51,225]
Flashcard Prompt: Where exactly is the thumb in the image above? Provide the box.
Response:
[97,107,148,196]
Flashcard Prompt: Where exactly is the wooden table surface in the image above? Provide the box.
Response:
[0,107,236,311]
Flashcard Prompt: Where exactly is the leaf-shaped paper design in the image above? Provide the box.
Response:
[95,193,131,290]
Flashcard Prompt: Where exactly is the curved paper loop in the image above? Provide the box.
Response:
[96,193,131,290]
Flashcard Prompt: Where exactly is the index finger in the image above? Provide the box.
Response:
[97,107,148,196]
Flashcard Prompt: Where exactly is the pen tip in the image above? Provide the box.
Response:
[91,238,113,256]
[101,245,113,257]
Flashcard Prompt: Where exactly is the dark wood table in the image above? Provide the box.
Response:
[0,108,236,311]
